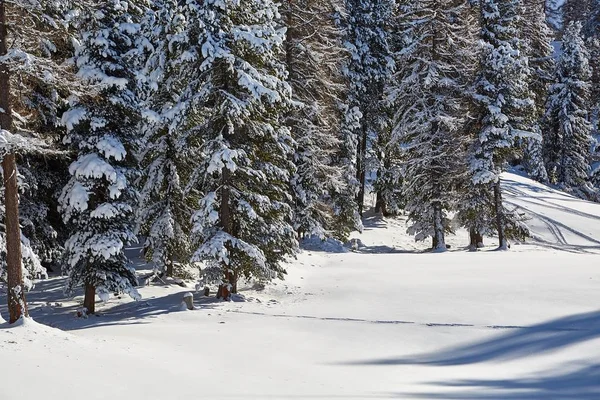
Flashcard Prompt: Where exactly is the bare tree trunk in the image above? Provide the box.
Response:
[375,190,387,216]
[469,227,484,251]
[432,203,446,251]
[218,168,235,300]
[83,283,96,315]
[0,0,27,324]
[494,181,507,249]
[356,125,368,216]
[166,260,174,277]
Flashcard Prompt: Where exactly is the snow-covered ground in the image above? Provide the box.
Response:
[1,172,599,399]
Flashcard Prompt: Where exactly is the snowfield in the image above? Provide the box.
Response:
[1,172,600,399]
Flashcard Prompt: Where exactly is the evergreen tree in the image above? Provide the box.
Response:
[59,0,147,314]
[389,0,476,250]
[586,1,600,186]
[136,0,200,278]
[460,0,532,250]
[544,22,595,196]
[0,0,82,322]
[563,0,592,27]
[520,0,554,182]
[189,0,297,299]
[283,0,347,240]
[341,0,396,216]
[330,104,363,240]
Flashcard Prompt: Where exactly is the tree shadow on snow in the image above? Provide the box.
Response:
[339,310,600,399]
[1,278,220,331]
[344,310,600,367]
[394,362,600,399]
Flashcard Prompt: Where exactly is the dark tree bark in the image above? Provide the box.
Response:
[0,0,28,324]
[166,260,174,277]
[356,125,368,215]
[83,283,96,314]
[431,202,445,251]
[217,167,236,299]
[375,191,386,216]
[469,227,484,250]
[493,181,506,249]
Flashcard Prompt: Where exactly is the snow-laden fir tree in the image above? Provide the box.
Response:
[563,0,592,28]
[136,0,201,278]
[586,1,600,186]
[59,0,148,314]
[341,0,396,216]
[189,0,297,298]
[457,0,533,250]
[0,0,86,322]
[519,0,554,182]
[282,0,347,240]
[543,22,595,197]
[389,0,476,251]
[330,104,363,241]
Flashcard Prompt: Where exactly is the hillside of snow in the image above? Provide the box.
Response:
[1,172,599,399]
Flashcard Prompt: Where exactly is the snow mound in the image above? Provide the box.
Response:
[1,316,70,337]
[301,236,349,253]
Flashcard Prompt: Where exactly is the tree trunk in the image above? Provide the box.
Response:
[0,0,27,324]
[469,227,484,251]
[356,125,368,216]
[375,190,387,216]
[432,203,446,252]
[83,283,95,315]
[218,167,235,300]
[494,181,507,250]
[166,260,174,277]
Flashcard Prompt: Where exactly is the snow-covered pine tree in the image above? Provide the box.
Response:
[389,0,476,251]
[136,0,201,278]
[520,0,554,182]
[0,0,85,322]
[543,22,595,197]
[330,104,363,241]
[586,1,600,186]
[341,0,396,216]
[460,0,533,250]
[59,0,148,314]
[282,0,347,240]
[563,0,592,28]
[189,0,297,299]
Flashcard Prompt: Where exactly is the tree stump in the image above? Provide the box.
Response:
[217,284,231,300]
[182,292,194,310]
[203,286,210,297]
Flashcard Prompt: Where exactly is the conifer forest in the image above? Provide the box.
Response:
[1,1,600,398]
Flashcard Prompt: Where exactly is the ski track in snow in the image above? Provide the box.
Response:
[227,309,594,332]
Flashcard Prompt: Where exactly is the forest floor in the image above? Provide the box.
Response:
[1,171,600,399]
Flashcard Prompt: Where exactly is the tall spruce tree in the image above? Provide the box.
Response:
[59,0,147,314]
[389,0,476,251]
[342,0,396,216]
[136,0,200,278]
[586,1,600,186]
[283,0,347,240]
[543,22,595,197]
[460,0,532,250]
[0,0,84,322]
[189,0,297,299]
[331,104,363,240]
[520,0,554,182]
[563,0,592,27]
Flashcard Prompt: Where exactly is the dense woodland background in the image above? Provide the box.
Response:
[0,0,599,319]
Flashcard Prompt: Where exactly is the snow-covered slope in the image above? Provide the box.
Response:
[1,172,599,399]
[504,173,600,252]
